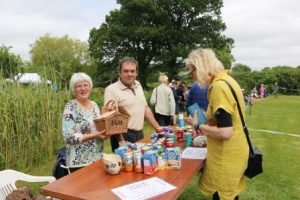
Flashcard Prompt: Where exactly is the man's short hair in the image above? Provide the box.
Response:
[119,57,139,72]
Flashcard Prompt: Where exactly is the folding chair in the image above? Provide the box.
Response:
[0,169,55,200]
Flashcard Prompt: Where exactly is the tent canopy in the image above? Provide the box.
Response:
[8,73,51,84]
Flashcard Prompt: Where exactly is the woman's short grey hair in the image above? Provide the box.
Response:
[69,72,93,94]
[186,48,224,86]
[158,74,168,84]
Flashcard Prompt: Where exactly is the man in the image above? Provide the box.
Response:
[104,57,161,151]
[170,80,179,115]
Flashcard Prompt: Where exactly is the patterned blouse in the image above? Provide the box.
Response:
[62,100,103,167]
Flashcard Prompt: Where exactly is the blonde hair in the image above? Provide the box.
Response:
[158,74,168,84]
[186,48,224,86]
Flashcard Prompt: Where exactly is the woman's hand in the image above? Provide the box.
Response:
[186,110,198,127]
[94,130,109,140]
[82,130,108,142]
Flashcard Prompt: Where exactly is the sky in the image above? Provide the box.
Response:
[1,0,299,71]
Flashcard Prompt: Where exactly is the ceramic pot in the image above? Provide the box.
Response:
[103,153,122,175]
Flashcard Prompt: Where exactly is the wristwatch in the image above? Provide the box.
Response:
[193,122,199,131]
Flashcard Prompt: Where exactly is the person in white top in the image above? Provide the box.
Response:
[62,72,108,172]
[150,74,176,126]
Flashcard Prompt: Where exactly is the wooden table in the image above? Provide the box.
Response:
[41,139,203,200]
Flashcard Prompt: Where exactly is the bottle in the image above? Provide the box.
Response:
[178,113,185,128]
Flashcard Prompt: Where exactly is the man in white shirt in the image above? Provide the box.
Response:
[104,57,160,151]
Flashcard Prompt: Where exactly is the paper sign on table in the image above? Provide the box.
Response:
[111,177,176,200]
[182,147,207,160]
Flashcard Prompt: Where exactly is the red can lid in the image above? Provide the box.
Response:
[156,127,164,133]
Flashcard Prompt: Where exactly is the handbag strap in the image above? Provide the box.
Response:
[155,87,158,109]
[156,87,158,105]
[219,79,254,155]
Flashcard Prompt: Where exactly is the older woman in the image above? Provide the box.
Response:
[186,48,248,200]
[150,74,176,126]
[62,72,107,172]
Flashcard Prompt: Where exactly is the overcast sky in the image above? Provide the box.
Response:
[1,0,299,71]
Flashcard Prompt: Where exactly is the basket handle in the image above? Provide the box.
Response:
[103,100,119,112]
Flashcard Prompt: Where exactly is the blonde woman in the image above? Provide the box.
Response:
[186,48,248,200]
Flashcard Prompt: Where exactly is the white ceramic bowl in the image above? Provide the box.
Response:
[103,153,122,175]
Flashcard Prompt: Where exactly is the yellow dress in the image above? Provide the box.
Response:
[199,70,249,200]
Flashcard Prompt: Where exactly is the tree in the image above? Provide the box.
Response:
[89,0,234,87]
[230,65,300,95]
[215,47,235,69]
[30,34,96,86]
[0,45,22,78]
[231,63,251,73]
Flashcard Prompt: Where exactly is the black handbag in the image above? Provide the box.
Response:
[52,147,69,179]
[220,79,263,178]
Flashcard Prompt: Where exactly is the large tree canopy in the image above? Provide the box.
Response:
[89,0,234,87]
[30,34,96,86]
[0,45,22,78]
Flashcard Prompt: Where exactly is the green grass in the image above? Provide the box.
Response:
[13,96,300,199]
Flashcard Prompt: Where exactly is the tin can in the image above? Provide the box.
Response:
[156,127,164,134]
[168,128,174,134]
[176,128,184,141]
[163,127,169,134]
[150,133,158,143]
[134,152,143,173]
[123,152,134,172]
[166,140,174,148]
[141,145,150,154]
[167,133,176,144]
[184,132,193,147]
[155,143,164,153]
[128,143,137,150]
[155,138,165,148]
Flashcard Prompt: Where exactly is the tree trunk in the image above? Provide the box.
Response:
[138,59,150,89]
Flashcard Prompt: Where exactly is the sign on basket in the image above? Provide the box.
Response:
[94,100,130,135]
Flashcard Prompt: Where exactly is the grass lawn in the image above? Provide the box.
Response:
[26,95,300,199]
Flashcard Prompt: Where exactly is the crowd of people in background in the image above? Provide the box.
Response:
[246,82,279,104]
[250,82,281,99]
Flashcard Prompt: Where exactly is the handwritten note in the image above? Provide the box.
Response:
[182,147,207,160]
[111,177,176,200]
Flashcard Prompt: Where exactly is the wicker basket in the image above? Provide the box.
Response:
[94,100,130,135]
